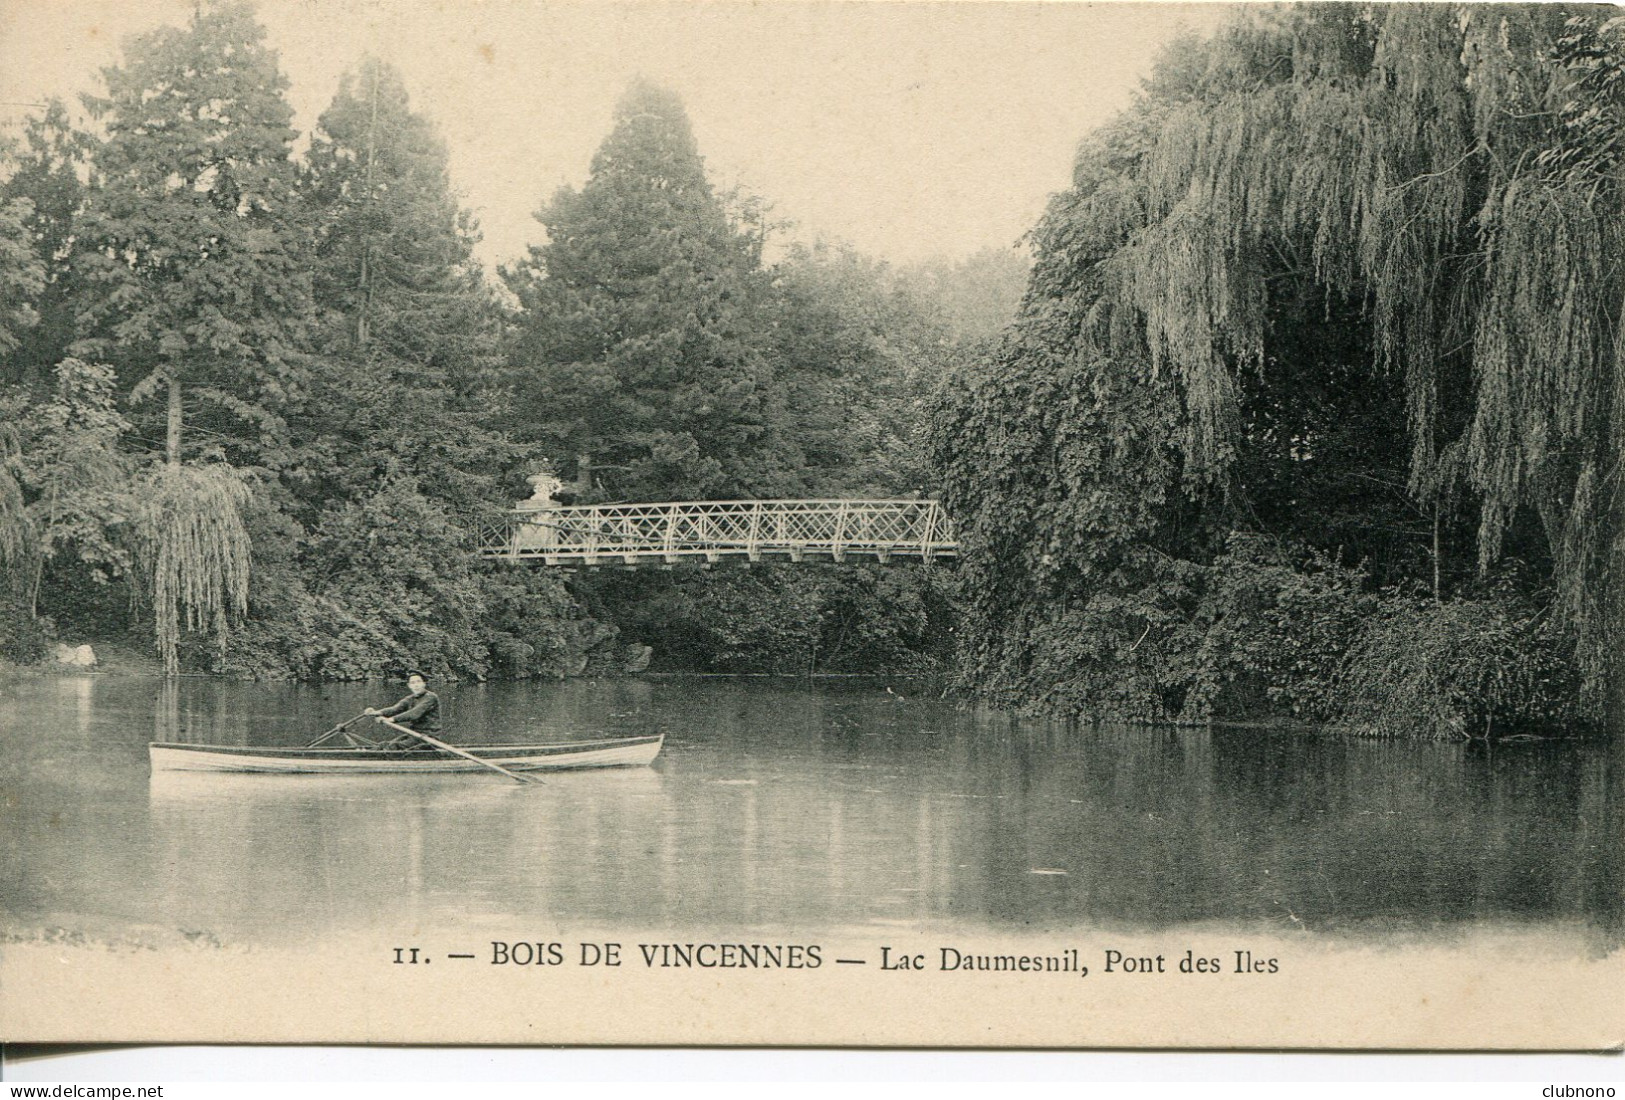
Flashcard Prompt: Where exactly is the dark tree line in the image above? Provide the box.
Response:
[11,2,1594,737]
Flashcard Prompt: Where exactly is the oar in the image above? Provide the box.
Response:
[307,713,367,748]
[374,715,539,785]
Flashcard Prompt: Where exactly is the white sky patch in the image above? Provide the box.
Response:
[0,0,1233,268]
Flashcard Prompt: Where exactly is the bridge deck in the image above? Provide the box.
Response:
[479,499,957,567]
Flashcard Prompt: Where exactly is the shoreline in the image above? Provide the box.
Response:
[4,648,1600,743]
[7,633,1606,744]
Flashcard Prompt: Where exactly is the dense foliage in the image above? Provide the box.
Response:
[933,4,1621,735]
[6,0,1600,735]
[506,81,790,502]
[506,83,967,674]
[0,5,591,678]
[0,4,978,680]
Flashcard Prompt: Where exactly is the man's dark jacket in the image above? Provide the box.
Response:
[379,690,441,734]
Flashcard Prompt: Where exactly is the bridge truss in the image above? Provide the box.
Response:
[479,499,957,567]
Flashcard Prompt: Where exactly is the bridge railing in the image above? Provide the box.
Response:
[478,499,957,566]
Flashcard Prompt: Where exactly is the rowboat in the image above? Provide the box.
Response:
[149,732,664,775]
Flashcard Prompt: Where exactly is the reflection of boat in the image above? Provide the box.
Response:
[149,733,664,774]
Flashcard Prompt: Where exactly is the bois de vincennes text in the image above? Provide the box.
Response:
[389,941,1282,978]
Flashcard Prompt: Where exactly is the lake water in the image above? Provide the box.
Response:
[2,675,1619,948]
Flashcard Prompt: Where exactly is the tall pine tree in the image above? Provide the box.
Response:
[508,80,791,501]
[75,0,312,469]
[298,56,517,519]
[214,56,577,683]
[71,1,311,670]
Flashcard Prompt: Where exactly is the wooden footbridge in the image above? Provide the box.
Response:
[479,499,957,568]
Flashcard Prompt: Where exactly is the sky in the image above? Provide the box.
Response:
[0,0,1232,269]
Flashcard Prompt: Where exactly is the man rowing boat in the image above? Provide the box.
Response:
[366,672,442,750]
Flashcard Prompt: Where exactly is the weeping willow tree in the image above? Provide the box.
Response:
[1120,6,1617,555]
[133,464,251,675]
[936,4,1622,726]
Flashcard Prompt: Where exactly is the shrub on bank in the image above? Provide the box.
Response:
[1331,588,1587,738]
[205,480,618,681]
[214,566,613,682]
[579,563,955,675]
[0,594,53,663]
[999,536,1370,725]
[958,534,1594,737]
[1177,535,1374,722]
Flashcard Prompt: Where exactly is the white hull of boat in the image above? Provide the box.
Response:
[149,734,663,774]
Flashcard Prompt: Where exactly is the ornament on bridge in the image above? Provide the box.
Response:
[516,470,565,512]
[511,469,565,551]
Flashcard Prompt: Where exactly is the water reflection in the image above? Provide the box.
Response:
[1,675,1618,946]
